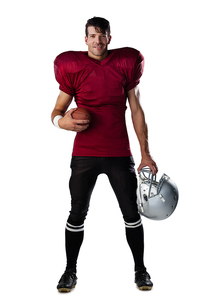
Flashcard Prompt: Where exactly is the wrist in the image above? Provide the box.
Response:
[140,144,150,157]
[141,151,151,158]
[53,115,63,128]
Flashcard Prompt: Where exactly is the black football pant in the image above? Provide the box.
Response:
[65,156,146,272]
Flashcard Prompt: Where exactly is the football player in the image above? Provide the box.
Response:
[51,16,158,292]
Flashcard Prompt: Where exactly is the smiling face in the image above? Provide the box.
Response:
[85,26,112,61]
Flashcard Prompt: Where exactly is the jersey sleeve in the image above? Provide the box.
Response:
[54,54,75,96]
[125,51,144,91]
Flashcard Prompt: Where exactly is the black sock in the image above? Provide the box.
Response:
[65,222,84,272]
[125,221,146,272]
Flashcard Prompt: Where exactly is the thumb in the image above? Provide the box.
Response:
[65,108,77,118]
[137,163,144,174]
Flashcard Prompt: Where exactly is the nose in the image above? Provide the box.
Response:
[94,35,101,43]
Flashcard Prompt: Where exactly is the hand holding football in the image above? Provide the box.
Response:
[72,108,91,123]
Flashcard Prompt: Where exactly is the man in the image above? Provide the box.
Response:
[51,17,158,292]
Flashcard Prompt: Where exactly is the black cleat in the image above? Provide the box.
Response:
[57,269,77,292]
[135,270,153,291]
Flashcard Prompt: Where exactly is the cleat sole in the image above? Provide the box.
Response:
[58,285,76,293]
[137,285,152,291]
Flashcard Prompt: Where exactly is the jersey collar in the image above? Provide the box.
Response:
[82,49,116,66]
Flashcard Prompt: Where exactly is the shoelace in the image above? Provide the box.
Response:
[60,271,75,281]
[66,271,76,278]
[137,271,151,281]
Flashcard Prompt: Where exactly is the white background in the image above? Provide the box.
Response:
[1,0,196,295]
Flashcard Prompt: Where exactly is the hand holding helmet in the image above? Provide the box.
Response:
[137,168,179,220]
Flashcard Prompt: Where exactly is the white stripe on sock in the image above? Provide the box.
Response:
[66,226,84,232]
[125,219,142,228]
[67,222,84,228]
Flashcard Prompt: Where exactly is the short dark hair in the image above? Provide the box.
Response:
[85,17,111,37]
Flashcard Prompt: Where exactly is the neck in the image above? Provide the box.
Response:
[88,50,108,61]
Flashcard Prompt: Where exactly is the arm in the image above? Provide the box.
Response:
[128,87,158,175]
[51,90,90,132]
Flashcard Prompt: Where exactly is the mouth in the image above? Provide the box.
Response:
[93,44,104,49]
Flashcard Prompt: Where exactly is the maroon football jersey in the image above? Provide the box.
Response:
[54,47,144,157]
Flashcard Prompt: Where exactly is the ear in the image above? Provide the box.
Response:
[108,35,112,45]
[85,36,88,45]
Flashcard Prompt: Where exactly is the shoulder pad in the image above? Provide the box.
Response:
[54,51,87,73]
[116,47,144,69]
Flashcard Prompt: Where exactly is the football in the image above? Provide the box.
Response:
[72,108,91,123]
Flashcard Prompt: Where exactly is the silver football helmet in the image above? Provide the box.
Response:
[137,168,179,220]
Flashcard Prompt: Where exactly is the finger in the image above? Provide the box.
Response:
[74,124,89,132]
[152,161,158,175]
[73,119,90,125]
[137,163,158,175]
[151,166,156,175]
[78,126,89,132]
[154,163,159,174]
[151,164,158,175]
